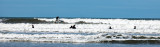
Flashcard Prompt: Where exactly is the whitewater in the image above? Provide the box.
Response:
[0,18,160,43]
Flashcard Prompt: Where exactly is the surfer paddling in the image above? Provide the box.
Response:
[70,25,76,29]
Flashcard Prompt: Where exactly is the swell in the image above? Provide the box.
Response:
[0,18,98,24]
[1,18,160,24]
[1,18,51,24]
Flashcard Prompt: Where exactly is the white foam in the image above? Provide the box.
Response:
[37,18,160,24]
[0,33,106,42]
[0,33,160,42]
[0,23,160,34]
[1,18,160,42]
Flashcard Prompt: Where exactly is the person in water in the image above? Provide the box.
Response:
[32,25,34,28]
[134,26,136,29]
[109,26,112,29]
[56,16,59,21]
[70,25,76,29]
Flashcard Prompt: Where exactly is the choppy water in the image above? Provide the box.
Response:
[0,17,160,47]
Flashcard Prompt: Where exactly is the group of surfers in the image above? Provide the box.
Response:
[32,16,136,29]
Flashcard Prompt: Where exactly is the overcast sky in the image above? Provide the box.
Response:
[0,0,160,18]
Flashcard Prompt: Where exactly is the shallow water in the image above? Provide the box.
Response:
[0,42,159,47]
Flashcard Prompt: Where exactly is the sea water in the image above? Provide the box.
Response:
[0,41,160,47]
[0,17,160,47]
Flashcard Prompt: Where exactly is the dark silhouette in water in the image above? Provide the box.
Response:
[134,26,136,29]
[70,25,76,29]
[32,25,34,28]
[109,26,112,29]
[56,16,59,21]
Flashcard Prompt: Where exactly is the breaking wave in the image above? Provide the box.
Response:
[0,17,160,43]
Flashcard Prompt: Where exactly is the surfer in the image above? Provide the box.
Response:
[56,16,59,21]
[109,26,112,29]
[134,26,136,29]
[70,25,76,29]
[32,25,34,28]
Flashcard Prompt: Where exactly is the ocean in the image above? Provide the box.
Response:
[0,17,160,47]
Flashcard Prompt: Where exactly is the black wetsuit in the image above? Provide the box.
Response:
[70,25,76,29]
[134,26,136,29]
[32,25,34,28]
[109,26,112,29]
[56,16,59,21]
